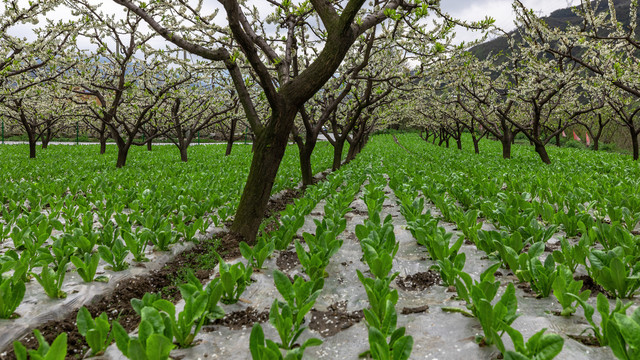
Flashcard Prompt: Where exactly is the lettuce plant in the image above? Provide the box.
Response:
[249,323,321,360]
[76,307,115,356]
[33,261,68,299]
[502,327,564,360]
[217,256,253,304]
[71,252,108,283]
[0,260,27,318]
[570,292,632,346]
[98,238,130,271]
[240,237,276,270]
[13,330,67,360]
[113,307,174,360]
[552,265,590,316]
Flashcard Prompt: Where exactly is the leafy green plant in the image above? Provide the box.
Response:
[454,209,483,244]
[570,292,632,346]
[523,254,557,298]
[608,307,640,360]
[76,307,115,356]
[13,330,67,360]
[551,237,588,273]
[552,265,590,316]
[272,213,305,251]
[122,229,150,262]
[217,256,253,304]
[240,237,276,270]
[113,307,175,360]
[366,319,414,360]
[33,261,68,299]
[502,327,564,360]
[178,271,225,323]
[273,270,322,331]
[71,252,108,283]
[249,323,322,360]
[0,260,27,318]
[588,248,640,298]
[358,270,399,322]
[152,291,208,348]
[435,252,466,287]
[295,226,342,281]
[65,227,99,255]
[98,238,130,271]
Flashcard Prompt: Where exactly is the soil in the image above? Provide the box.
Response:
[568,334,600,347]
[309,302,364,337]
[218,232,246,258]
[517,282,537,296]
[349,207,368,216]
[276,250,300,272]
[211,307,269,330]
[264,188,301,219]
[575,275,607,297]
[544,242,561,252]
[401,305,429,315]
[396,270,441,291]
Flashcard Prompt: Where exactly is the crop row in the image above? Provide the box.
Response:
[384,134,640,359]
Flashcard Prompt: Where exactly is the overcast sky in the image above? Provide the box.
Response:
[10,0,577,49]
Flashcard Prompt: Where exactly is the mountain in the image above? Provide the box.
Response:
[469,0,637,60]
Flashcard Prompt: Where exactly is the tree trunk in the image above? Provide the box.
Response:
[472,136,480,154]
[146,139,152,151]
[180,146,188,162]
[116,144,130,168]
[592,136,599,151]
[631,127,639,161]
[29,138,36,159]
[332,139,345,171]
[226,118,237,156]
[456,137,462,150]
[501,135,512,159]
[534,142,551,164]
[99,136,107,154]
[230,107,297,242]
[555,133,560,147]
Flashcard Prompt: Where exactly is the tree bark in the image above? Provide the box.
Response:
[472,135,480,154]
[226,118,237,156]
[456,137,462,150]
[146,139,152,151]
[501,137,512,159]
[29,137,36,159]
[534,142,551,164]
[180,146,188,162]
[230,107,297,242]
[116,144,130,168]
[630,126,639,161]
[332,139,345,171]
[99,136,107,154]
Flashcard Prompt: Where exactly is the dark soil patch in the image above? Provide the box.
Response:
[276,250,300,272]
[264,188,301,218]
[401,305,429,314]
[349,207,368,216]
[218,232,246,259]
[2,233,229,359]
[517,282,537,296]
[309,302,364,337]
[568,334,600,347]
[464,239,474,245]
[575,275,607,297]
[544,242,561,252]
[211,307,269,330]
[396,270,441,291]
